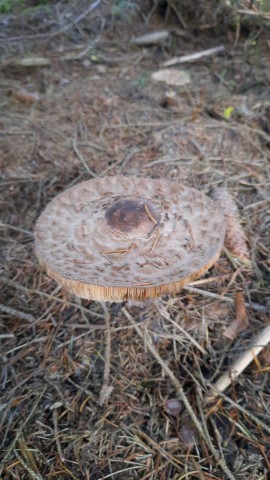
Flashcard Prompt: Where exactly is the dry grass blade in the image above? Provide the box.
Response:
[16,435,43,480]
[14,452,43,480]
[49,402,66,464]
[0,277,105,318]
[155,302,207,354]
[0,388,47,475]
[206,390,270,436]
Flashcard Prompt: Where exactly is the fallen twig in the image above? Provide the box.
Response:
[0,223,33,236]
[188,274,231,286]
[162,46,225,67]
[207,324,270,400]
[61,0,101,34]
[183,286,267,312]
[237,9,270,18]
[0,334,16,340]
[0,303,35,323]
[51,405,65,463]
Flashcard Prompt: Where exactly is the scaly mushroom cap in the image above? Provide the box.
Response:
[35,176,225,302]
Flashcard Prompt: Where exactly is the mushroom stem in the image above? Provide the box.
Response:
[99,303,113,406]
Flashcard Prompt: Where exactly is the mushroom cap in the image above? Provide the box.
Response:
[35,176,225,302]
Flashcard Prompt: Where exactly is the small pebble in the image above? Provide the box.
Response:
[164,398,182,416]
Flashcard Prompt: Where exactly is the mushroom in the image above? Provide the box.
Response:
[35,176,225,302]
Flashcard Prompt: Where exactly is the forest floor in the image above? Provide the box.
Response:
[0,1,270,479]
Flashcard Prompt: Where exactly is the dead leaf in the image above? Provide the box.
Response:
[14,89,41,104]
[152,68,191,86]
[131,30,170,45]
[210,187,250,262]
[204,303,229,322]
[223,292,249,340]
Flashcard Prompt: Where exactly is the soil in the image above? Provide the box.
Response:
[0,1,270,479]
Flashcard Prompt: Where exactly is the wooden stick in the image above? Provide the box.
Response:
[183,285,267,312]
[207,324,270,400]
[0,303,35,323]
[162,46,225,67]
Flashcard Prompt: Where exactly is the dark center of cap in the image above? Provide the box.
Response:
[105,198,160,234]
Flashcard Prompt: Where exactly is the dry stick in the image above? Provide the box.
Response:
[0,222,33,236]
[0,388,47,475]
[162,46,225,67]
[99,304,113,406]
[237,8,270,17]
[67,378,94,400]
[0,303,35,323]
[206,324,270,401]
[61,0,101,34]
[52,408,65,463]
[188,274,231,286]
[183,285,267,313]
[122,308,237,480]
[72,135,96,177]
[167,0,187,29]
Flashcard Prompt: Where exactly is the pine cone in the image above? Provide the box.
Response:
[210,187,250,261]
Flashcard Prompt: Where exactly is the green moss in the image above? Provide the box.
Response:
[0,0,20,13]
[0,0,53,14]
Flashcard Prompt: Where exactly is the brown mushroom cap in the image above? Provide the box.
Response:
[35,176,225,302]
